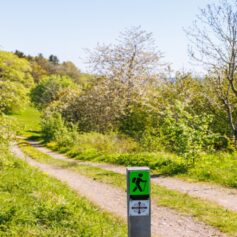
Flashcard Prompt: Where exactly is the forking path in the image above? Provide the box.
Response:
[11,142,226,237]
[27,139,237,212]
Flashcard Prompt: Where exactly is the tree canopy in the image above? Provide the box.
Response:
[0,51,34,113]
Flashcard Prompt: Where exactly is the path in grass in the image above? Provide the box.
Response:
[28,139,237,212]
[11,143,226,237]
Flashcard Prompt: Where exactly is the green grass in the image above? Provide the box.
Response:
[178,152,237,188]
[8,106,41,138]
[47,141,187,175]
[19,140,237,236]
[0,146,126,236]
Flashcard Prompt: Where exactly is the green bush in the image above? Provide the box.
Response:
[159,101,218,163]
[41,112,63,142]
[30,75,74,109]
[139,127,163,152]
[41,112,78,147]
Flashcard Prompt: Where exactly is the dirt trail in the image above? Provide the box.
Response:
[28,140,237,212]
[11,143,226,237]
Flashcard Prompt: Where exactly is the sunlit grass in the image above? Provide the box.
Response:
[0,146,126,236]
[8,106,41,138]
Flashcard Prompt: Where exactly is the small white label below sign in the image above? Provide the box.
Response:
[129,200,149,216]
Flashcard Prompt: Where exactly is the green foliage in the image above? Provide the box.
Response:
[0,147,126,236]
[20,52,87,85]
[41,112,78,148]
[181,152,237,188]
[0,81,28,114]
[119,105,151,140]
[40,107,138,154]
[42,87,81,123]
[30,75,75,109]
[49,135,186,176]
[44,123,237,188]
[160,101,218,163]
[139,127,163,152]
[0,51,33,88]
[45,128,138,155]
[0,51,34,113]
[41,112,64,142]
[66,132,138,155]
[62,78,128,132]
[0,115,16,149]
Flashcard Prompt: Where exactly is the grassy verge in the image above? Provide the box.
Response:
[19,140,237,236]
[1,147,126,236]
[49,140,237,189]
[177,152,237,188]
[48,141,188,175]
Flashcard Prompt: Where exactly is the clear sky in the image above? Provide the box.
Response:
[0,0,213,73]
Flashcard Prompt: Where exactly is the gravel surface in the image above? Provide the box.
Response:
[11,143,226,237]
[28,140,237,212]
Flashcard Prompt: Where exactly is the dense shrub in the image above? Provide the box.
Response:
[41,112,78,147]
[158,102,218,163]
[30,75,75,109]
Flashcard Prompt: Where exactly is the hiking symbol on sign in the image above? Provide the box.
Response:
[129,171,150,195]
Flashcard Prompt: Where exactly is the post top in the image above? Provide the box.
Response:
[126,167,150,171]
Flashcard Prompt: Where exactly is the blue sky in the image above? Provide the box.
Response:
[0,0,213,73]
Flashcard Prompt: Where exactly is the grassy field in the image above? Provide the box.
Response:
[19,140,237,236]
[0,147,126,237]
[8,106,41,138]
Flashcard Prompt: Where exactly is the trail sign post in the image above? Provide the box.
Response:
[127,167,151,237]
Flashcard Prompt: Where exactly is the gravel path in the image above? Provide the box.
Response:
[11,143,226,237]
[28,140,237,212]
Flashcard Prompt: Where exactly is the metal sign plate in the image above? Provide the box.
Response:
[129,200,150,216]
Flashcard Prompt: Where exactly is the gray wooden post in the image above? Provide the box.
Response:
[127,167,151,237]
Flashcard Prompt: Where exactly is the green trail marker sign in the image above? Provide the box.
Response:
[129,170,150,195]
[127,167,151,237]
